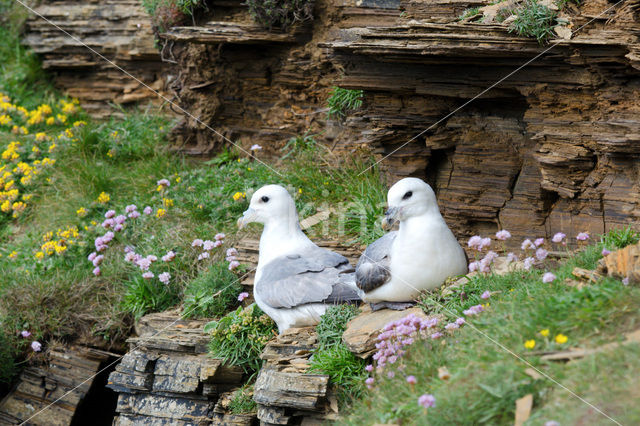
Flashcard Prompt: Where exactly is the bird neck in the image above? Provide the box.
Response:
[258,215,311,266]
[398,210,442,237]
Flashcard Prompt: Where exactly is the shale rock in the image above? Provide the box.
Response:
[598,242,640,284]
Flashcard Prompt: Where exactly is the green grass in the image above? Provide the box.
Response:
[228,384,257,414]
[343,236,640,424]
[182,261,242,319]
[508,0,558,44]
[327,87,364,118]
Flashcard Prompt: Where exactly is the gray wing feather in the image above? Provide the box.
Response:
[257,246,360,309]
[355,231,397,292]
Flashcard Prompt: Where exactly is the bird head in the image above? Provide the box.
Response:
[237,184,298,229]
[381,178,438,231]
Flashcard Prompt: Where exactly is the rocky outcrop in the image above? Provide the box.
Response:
[0,346,113,425]
[149,0,639,247]
[106,311,247,425]
[23,0,168,117]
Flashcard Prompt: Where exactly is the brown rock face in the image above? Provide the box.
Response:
[23,0,168,117]
[23,0,640,245]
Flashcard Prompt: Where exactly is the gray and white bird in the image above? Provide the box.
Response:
[355,178,467,310]
[237,184,360,333]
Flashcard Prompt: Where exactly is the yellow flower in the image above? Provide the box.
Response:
[156,208,166,218]
[46,116,55,125]
[48,143,56,153]
[0,114,12,125]
[524,339,536,350]
[97,192,110,204]
[298,188,302,194]
[539,329,550,337]
[73,120,86,127]
[163,198,174,207]
[232,191,246,201]
[555,334,568,344]
[0,200,10,213]
[32,146,40,153]
[35,132,48,142]
[56,113,67,124]
[175,176,181,183]
[8,251,17,259]
[35,251,44,260]
[43,231,53,242]
[107,149,115,158]
[156,185,164,192]
[11,201,27,216]
[76,207,88,217]
[22,194,33,201]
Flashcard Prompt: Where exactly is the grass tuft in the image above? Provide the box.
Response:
[508,0,557,44]
[327,87,364,118]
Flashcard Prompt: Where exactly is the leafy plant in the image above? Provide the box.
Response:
[141,0,203,30]
[228,384,257,414]
[602,227,639,249]
[508,0,557,44]
[0,330,18,388]
[182,262,242,319]
[310,305,366,406]
[327,87,364,118]
[246,0,313,30]
[122,275,181,320]
[206,304,276,373]
[458,7,480,21]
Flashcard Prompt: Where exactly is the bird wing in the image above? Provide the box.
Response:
[355,231,397,292]
[256,246,360,309]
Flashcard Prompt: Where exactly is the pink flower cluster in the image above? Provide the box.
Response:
[372,314,438,370]
[226,247,240,271]
[193,233,226,261]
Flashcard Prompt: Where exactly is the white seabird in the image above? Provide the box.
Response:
[355,177,467,310]
[237,184,360,333]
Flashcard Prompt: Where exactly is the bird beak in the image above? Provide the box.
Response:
[381,207,399,231]
[237,208,257,229]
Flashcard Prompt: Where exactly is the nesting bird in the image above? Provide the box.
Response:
[355,178,467,310]
[238,184,360,333]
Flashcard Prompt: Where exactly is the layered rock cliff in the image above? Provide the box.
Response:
[23,0,640,244]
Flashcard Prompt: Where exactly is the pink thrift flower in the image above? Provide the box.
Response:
[203,240,215,251]
[468,261,480,273]
[102,218,114,229]
[128,210,141,219]
[137,258,152,270]
[157,178,170,187]
[534,238,545,247]
[365,364,373,372]
[480,237,491,250]
[238,292,249,302]
[198,252,210,260]
[506,252,518,263]
[430,332,443,339]
[162,251,175,262]
[192,239,204,247]
[576,232,590,241]
[226,248,238,257]
[483,251,499,263]
[445,322,459,330]
[214,233,226,241]
[102,231,115,243]
[142,271,154,279]
[463,304,484,316]
[21,330,31,338]
[31,341,42,352]
[124,246,134,253]
[158,272,171,284]
[93,266,101,276]
[96,244,107,252]
[544,422,560,426]
[125,204,137,213]
[418,394,436,409]
[147,255,158,262]
[552,232,566,243]
[455,317,466,326]
[125,252,136,262]
[536,248,548,261]
[542,272,556,283]
[92,255,104,267]
[601,248,611,256]
[365,377,374,388]
[88,252,97,262]
[495,229,511,240]
[114,215,126,224]
[104,210,116,218]
[523,256,535,270]
[467,235,482,250]
[228,260,240,270]
[622,277,629,286]
[214,240,223,248]
[406,375,417,385]
[250,144,262,151]
[481,290,491,299]
[521,239,535,250]
[143,206,152,215]
[114,224,124,232]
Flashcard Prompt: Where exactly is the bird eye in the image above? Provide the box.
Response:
[261,196,269,203]
[402,191,413,200]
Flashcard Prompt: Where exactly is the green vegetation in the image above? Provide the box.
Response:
[458,7,481,21]
[345,233,640,424]
[327,87,364,119]
[206,305,276,374]
[141,0,204,30]
[228,384,257,414]
[508,0,558,44]
[310,305,367,406]
[182,262,242,319]
[246,0,313,30]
